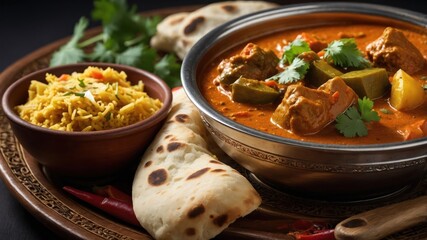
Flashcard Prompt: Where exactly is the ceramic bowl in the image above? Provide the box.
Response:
[2,62,172,182]
[181,2,427,200]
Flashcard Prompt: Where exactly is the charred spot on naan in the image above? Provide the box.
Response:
[144,161,153,168]
[167,142,185,151]
[222,4,237,13]
[187,167,211,180]
[184,16,205,35]
[213,214,228,227]
[211,169,226,173]
[188,204,205,218]
[175,113,190,123]
[148,168,168,186]
[209,160,223,165]
[156,145,164,153]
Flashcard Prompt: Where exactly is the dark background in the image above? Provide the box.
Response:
[0,0,426,239]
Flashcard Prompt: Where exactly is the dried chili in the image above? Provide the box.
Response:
[63,186,140,227]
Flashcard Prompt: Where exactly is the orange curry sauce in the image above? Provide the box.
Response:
[200,24,427,145]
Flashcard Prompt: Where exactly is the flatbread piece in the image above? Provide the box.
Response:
[132,88,262,240]
[151,1,279,59]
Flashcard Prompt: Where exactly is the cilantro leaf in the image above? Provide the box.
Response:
[324,38,371,69]
[48,0,182,88]
[335,97,380,137]
[268,57,309,84]
[50,17,88,66]
[336,106,367,137]
[89,43,116,62]
[115,45,143,66]
[140,15,162,42]
[281,37,311,66]
[358,97,380,122]
[92,0,142,50]
[154,54,182,88]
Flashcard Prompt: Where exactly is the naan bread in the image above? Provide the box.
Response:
[150,12,190,53]
[151,1,279,59]
[132,88,261,240]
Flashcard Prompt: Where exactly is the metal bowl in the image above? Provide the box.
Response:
[181,2,427,200]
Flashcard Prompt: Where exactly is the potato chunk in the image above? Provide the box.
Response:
[390,69,425,111]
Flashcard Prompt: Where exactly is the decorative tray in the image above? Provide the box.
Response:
[1,5,427,240]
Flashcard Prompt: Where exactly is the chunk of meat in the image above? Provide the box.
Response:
[215,43,279,85]
[366,27,425,74]
[271,77,358,135]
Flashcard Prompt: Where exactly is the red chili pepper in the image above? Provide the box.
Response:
[295,229,335,240]
[285,220,336,240]
[63,186,140,226]
[92,185,132,204]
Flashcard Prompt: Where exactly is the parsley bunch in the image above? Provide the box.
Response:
[50,0,181,88]
[335,97,380,137]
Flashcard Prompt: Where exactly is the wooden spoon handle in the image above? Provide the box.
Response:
[334,195,427,240]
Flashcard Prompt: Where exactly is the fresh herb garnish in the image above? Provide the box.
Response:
[268,57,310,84]
[335,97,380,137]
[50,18,88,65]
[49,0,181,88]
[154,54,182,88]
[64,92,86,97]
[114,82,120,100]
[324,38,371,69]
[281,37,311,66]
[78,78,86,88]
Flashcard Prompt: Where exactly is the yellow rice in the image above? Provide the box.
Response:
[16,66,163,131]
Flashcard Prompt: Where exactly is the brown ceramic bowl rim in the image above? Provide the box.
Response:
[181,2,427,152]
[2,62,172,139]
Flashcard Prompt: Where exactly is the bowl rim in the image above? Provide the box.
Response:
[1,62,172,138]
[181,2,427,152]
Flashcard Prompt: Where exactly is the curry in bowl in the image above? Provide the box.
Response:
[201,24,427,145]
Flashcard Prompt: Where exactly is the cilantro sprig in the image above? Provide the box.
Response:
[50,18,88,66]
[324,38,371,69]
[49,0,181,88]
[268,57,310,84]
[266,38,311,84]
[281,37,311,66]
[335,97,380,137]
